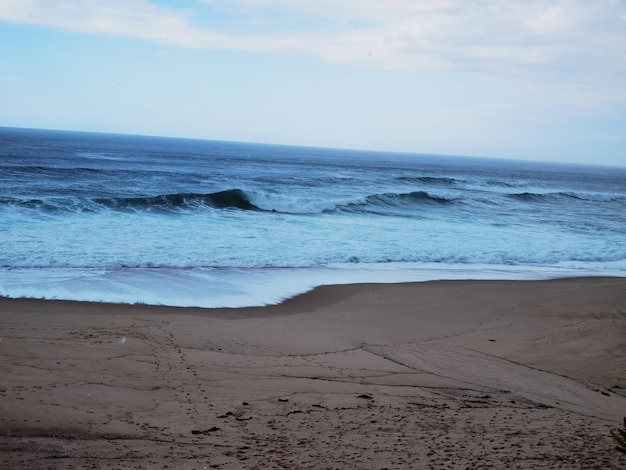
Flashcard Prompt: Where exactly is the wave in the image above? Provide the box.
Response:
[354,191,454,207]
[340,191,456,213]
[396,176,461,185]
[0,189,260,214]
[95,189,259,212]
[561,191,626,202]
[6,165,105,175]
[507,192,553,202]
[0,188,458,216]
[507,191,626,203]
[483,179,531,188]
[4,244,626,271]
[4,186,621,217]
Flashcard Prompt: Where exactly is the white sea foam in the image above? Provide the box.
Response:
[245,190,338,214]
[1,264,622,308]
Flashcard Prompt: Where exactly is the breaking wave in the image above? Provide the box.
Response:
[0,189,259,214]
[0,188,458,216]
[3,187,622,218]
[96,189,258,211]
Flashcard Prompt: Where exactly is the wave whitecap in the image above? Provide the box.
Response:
[1,188,457,216]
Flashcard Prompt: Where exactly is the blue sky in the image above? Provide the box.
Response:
[1,1,625,166]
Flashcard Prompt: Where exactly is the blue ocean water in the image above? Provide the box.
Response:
[1,127,625,307]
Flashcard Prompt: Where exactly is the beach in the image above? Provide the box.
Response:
[1,277,625,469]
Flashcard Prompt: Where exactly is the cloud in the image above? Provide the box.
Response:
[0,1,240,65]
[1,0,625,81]
[0,0,229,48]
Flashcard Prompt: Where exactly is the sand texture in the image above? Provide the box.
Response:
[1,278,625,469]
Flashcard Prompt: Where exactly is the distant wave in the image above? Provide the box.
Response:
[339,191,456,214]
[561,191,626,202]
[6,165,105,175]
[396,176,461,185]
[507,192,552,202]
[483,180,530,188]
[507,191,626,203]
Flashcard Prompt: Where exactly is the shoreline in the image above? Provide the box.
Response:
[3,264,624,308]
[1,277,625,468]
[0,273,626,312]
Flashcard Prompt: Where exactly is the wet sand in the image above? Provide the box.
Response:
[1,278,625,469]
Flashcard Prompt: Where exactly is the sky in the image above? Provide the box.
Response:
[1,0,625,166]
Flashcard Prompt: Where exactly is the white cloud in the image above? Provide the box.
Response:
[1,0,625,81]
[0,0,227,48]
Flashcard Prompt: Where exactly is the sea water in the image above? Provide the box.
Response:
[1,127,624,307]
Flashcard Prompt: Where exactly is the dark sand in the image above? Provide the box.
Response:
[1,278,625,469]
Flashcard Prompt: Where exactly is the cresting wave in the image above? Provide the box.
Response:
[97,190,258,211]
[0,189,458,215]
[0,190,257,214]
[2,187,624,216]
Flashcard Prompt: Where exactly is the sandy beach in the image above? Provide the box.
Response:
[1,277,625,469]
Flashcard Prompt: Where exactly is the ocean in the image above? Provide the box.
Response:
[1,127,625,307]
